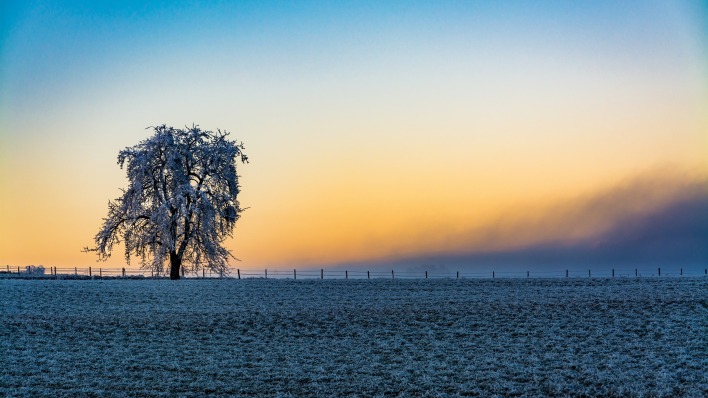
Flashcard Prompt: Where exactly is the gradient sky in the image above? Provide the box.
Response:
[1,0,707,272]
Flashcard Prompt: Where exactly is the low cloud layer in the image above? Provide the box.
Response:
[331,170,708,272]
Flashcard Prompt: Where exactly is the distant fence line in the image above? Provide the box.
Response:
[2,264,707,280]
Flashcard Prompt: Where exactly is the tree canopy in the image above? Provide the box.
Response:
[86,125,248,279]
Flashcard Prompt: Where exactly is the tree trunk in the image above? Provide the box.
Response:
[169,251,181,280]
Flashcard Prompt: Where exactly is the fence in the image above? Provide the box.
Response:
[2,264,707,280]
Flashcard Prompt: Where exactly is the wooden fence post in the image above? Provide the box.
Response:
[612,269,615,278]
[237,269,241,279]
[265,269,268,279]
[425,271,428,279]
[635,268,638,277]
[658,267,661,276]
[345,270,348,279]
[74,267,77,276]
[588,269,591,278]
[294,269,297,280]
[18,266,20,274]
[566,269,568,278]
[456,271,459,279]
[492,271,495,279]
[89,267,92,277]
[392,270,394,279]
[680,268,683,276]
[321,269,323,279]
[367,271,370,280]
[122,268,126,277]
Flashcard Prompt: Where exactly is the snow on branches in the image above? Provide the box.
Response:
[85,125,248,279]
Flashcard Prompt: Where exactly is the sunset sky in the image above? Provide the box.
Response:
[1,1,706,273]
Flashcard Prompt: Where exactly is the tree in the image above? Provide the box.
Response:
[86,125,248,279]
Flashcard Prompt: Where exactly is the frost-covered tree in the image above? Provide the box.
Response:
[86,125,248,279]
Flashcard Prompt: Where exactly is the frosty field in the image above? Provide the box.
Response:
[1,278,706,397]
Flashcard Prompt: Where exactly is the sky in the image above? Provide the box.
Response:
[1,0,707,273]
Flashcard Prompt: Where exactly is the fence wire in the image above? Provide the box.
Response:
[2,264,706,280]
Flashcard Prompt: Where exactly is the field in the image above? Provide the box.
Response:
[1,277,706,397]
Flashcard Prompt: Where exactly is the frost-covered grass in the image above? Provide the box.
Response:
[1,278,706,397]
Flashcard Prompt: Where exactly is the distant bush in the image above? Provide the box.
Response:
[23,265,45,275]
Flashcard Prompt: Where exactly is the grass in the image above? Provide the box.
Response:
[1,277,706,397]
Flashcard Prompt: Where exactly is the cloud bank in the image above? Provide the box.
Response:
[329,170,708,272]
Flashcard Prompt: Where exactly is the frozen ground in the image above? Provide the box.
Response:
[1,277,706,397]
